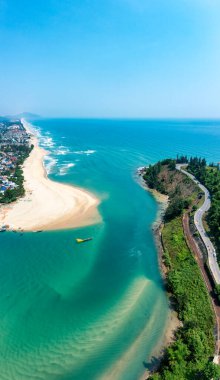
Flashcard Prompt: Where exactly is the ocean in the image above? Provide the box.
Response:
[0,119,220,380]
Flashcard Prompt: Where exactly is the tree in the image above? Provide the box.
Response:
[165,197,184,221]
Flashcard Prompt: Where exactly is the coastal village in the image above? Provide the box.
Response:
[0,119,32,202]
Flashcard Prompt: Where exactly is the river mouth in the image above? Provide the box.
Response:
[0,118,219,379]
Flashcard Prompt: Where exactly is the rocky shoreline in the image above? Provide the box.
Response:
[138,172,181,379]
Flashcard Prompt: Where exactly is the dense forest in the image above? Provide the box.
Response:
[188,157,220,256]
[143,160,220,380]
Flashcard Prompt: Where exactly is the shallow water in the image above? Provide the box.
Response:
[0,119,220,380]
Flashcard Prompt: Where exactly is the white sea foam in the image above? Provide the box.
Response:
[31,125,42,139]
[55,146,70,155]
[44,155,58,174]
[23,121,74,176]
[40,136,55,148]
[58,163,75,176]
[73,150,96,156]
[56,150,68,155]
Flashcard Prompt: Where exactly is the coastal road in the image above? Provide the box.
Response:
[183,212,220,361]
[176,164,220,285]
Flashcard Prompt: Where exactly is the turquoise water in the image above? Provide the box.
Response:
[0,119,220,380]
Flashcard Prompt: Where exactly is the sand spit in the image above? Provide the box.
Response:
[0,119,101,231]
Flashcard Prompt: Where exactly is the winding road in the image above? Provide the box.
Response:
[176,164,220,285]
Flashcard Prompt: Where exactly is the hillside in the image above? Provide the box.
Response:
[143,159,219,380]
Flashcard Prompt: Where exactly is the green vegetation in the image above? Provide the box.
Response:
[143,160,199,221]
[188,157,220,256]
[1,167,25,203]
[176,155,188,164]
[143,161,164,193]
[143,160,220,379]
[214,284,220,303]
[150,217,217,379]
[0,145,33,204]
[165,197,190,222]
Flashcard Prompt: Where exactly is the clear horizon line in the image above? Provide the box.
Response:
[2,113,220,121]
[25,115,220,121]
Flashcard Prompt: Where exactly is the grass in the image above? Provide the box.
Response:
[150,217,217,379]
[143,160,220,379]
[163,217,214,337]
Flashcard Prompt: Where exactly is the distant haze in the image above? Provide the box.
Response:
[0,0,220,118]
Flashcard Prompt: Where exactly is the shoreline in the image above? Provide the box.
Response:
[139,175,181,379]
[138,176,169,275]
[141,160,218,378]
[0,119,101,231]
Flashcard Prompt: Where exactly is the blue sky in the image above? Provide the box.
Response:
[0,0,220,117]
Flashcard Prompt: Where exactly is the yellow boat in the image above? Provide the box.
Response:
[76,238,92,244]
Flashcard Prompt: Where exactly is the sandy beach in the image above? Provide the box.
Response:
[0,119,101,231]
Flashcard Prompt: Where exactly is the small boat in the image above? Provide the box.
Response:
[76,237,93,244]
